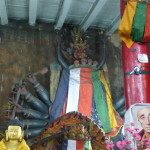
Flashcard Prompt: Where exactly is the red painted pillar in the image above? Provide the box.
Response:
[121,0,150,109]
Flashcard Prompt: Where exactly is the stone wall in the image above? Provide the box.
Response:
[0,21,124,113]
[0,22,57,107]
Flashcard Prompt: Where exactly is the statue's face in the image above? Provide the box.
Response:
[7,126,22,140]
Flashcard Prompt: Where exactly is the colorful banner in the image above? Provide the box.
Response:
[118,1,137,48]
[118,1,150,48]
[50,68,123,149]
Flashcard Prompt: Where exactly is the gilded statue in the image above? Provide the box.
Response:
[0,119,30,150]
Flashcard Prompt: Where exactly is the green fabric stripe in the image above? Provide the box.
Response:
[131,2,147,42]
[92,71,111,133]
[84,142,89,150]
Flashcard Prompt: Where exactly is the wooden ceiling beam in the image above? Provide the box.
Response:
[0,0,8,25]
[81,0,108,31]
[55,0,73,30]
[29,0,38,26]
[106,15,120,35]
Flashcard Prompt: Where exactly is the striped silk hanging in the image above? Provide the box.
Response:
[118,1,150,46]
[66,68,93,150]
[142,4,150,42]
[78,68,93,117]
[92,71,111,133]
[66,68,80,150]
[50,67,122,149]
[77,67,93,150]
[118,1,137,48]
[50,69,70,122]
[131,2,147,42]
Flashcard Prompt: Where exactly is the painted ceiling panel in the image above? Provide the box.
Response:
[7,5,29,19]
[37,0,60,21]
[6,0,29,6]
[67,0,94,17]
[92,0,120,30]
[65,15,83,25]
[6,0,29,19]
[37,5,59,21]
[38,0,60,5]
[1,0,120,34]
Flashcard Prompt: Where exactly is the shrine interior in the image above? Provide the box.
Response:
[0,0,150,150]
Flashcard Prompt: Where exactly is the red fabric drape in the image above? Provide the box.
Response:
[142,5,150,42]
[77,67,93,149]
[78,68,92,117]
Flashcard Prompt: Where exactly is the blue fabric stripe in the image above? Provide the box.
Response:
[49,69,70,122]
[61,140,68,150]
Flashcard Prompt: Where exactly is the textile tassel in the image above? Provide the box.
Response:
[118,1,137,48]
[92,71,111,133]
[131,2,147,42]
[142,5,150,42]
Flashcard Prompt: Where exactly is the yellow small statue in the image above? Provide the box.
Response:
[0,119,30,150]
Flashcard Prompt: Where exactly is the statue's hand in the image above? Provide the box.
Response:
[20,87,28,96]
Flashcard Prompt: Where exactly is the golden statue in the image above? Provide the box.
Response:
[0,119,30,150]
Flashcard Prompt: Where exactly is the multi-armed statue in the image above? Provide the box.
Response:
[2,27,125,150]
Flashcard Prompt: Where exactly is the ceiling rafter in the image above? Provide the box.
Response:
[29,0,38,26]
[0,0,8,25]
[106,15,120,36]
[55,0,73,30]
[81,0,108,31]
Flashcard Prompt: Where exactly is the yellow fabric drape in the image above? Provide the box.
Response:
[89,142,92,150]
[50,63,61,102]
[99,70,118,129]
[50,70,60,102]
[118,1,137,48]
[102,63,110,87]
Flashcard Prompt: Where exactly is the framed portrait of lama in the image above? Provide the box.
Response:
[124,103,150,149]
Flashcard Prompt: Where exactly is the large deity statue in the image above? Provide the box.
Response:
[0,119,30,150]
[3,28,124,150]
[49,28,123,149]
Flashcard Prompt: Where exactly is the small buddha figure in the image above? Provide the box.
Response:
[81,58,87,65]
[87,58,93,66]
[0,119,30,150]
[92,60,98,66]
[74,60,80,67]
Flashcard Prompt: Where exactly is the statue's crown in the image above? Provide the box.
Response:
[70,27,88,59]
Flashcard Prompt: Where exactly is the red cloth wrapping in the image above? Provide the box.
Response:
[142,4,150,42]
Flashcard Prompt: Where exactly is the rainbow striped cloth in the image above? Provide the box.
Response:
[118,1,150,48]
[49,68,123,150]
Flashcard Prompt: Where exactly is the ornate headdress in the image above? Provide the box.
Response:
[70,27,89,60]
[57,27,106,70]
